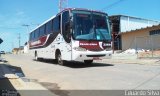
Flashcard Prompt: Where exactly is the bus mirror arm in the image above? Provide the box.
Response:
[65,21,70,29]
[70,21,73,29]
[64,22,72,42]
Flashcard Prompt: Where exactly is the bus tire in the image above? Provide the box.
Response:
[84,60,93,64]
[35,51,38,61]
[56,52,66,66]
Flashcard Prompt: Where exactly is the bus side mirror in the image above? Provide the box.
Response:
[70,21,73,29]
[65,22,71,43]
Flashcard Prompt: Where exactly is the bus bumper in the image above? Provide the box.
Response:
[72,50,112,62]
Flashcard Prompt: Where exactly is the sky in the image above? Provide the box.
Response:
[0,0,160,52]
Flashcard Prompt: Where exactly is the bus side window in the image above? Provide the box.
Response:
[46,20,52,34]
[53,15,61,33]
[29,33,32,41]
[35,29,39,40]
[40,25,45,37]
[62,11,71,43]
[33,31,36,40]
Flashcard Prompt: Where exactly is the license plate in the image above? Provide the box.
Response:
[93,57,101,60]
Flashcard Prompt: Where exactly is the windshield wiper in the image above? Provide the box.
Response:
[95,29,107,41]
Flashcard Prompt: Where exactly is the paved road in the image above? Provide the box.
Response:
[3,54,160,90]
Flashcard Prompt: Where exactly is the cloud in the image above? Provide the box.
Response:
[0,10,30,28]
[16,11,25,16]
[1,31,14,37]
[0,31,17,51]
[0,10,31,51]
[0,31,17,43]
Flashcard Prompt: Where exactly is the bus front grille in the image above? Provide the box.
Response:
[86,54,106,57]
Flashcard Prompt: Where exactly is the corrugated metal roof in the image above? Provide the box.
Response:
[110,15,160,33]
[120,24,160,34]
[110,15,160,23]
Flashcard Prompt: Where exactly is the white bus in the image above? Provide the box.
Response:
[29,8,112,65]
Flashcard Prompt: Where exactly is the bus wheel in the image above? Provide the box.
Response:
[35,52,38,61]
[57,53,65,65]
[84,60,93,64]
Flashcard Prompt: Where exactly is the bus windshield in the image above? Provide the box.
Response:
[72,11,111,41]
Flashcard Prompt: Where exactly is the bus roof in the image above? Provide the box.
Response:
[58,8,107,16]
[30,8,108,33]
[30,15,56,33]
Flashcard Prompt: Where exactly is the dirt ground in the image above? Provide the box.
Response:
[138,49,160,58]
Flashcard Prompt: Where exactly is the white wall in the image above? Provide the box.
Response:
[120,16,160,32]
[24,44,29,53]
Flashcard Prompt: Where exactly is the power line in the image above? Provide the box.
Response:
[0,26,22,29]
[101,0,126,11]
[0,23,39,30]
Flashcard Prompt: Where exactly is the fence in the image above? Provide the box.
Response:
[134,35,160,58]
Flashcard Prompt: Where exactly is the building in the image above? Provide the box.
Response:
[12,46,24,54]
[109,15,160,50]
[121,24,160,50]
[24,42,29,53]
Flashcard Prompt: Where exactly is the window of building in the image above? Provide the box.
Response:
[53,15,61,33]
[46,20,52,34]
[149,29,160,35]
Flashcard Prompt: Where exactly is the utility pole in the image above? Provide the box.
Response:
[10,42,14,52]
[22,24,30,42]
[18,33,21,49]
[22,24,29,54]
[59,0,68,12]
[112,32,115,54]
[22,24,30,34]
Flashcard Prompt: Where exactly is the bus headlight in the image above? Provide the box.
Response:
[73,47,87,51]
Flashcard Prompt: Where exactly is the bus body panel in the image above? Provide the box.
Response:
[52,34,72,60]
[29,33,72,60]
[71,40,112,61]
[28,8,112,63]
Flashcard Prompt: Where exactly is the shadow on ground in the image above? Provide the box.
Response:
[0,78,15,90]
[40,82,70,96]
[0,64,21,96]
[7,65,25,78]
[34,59,114,68]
